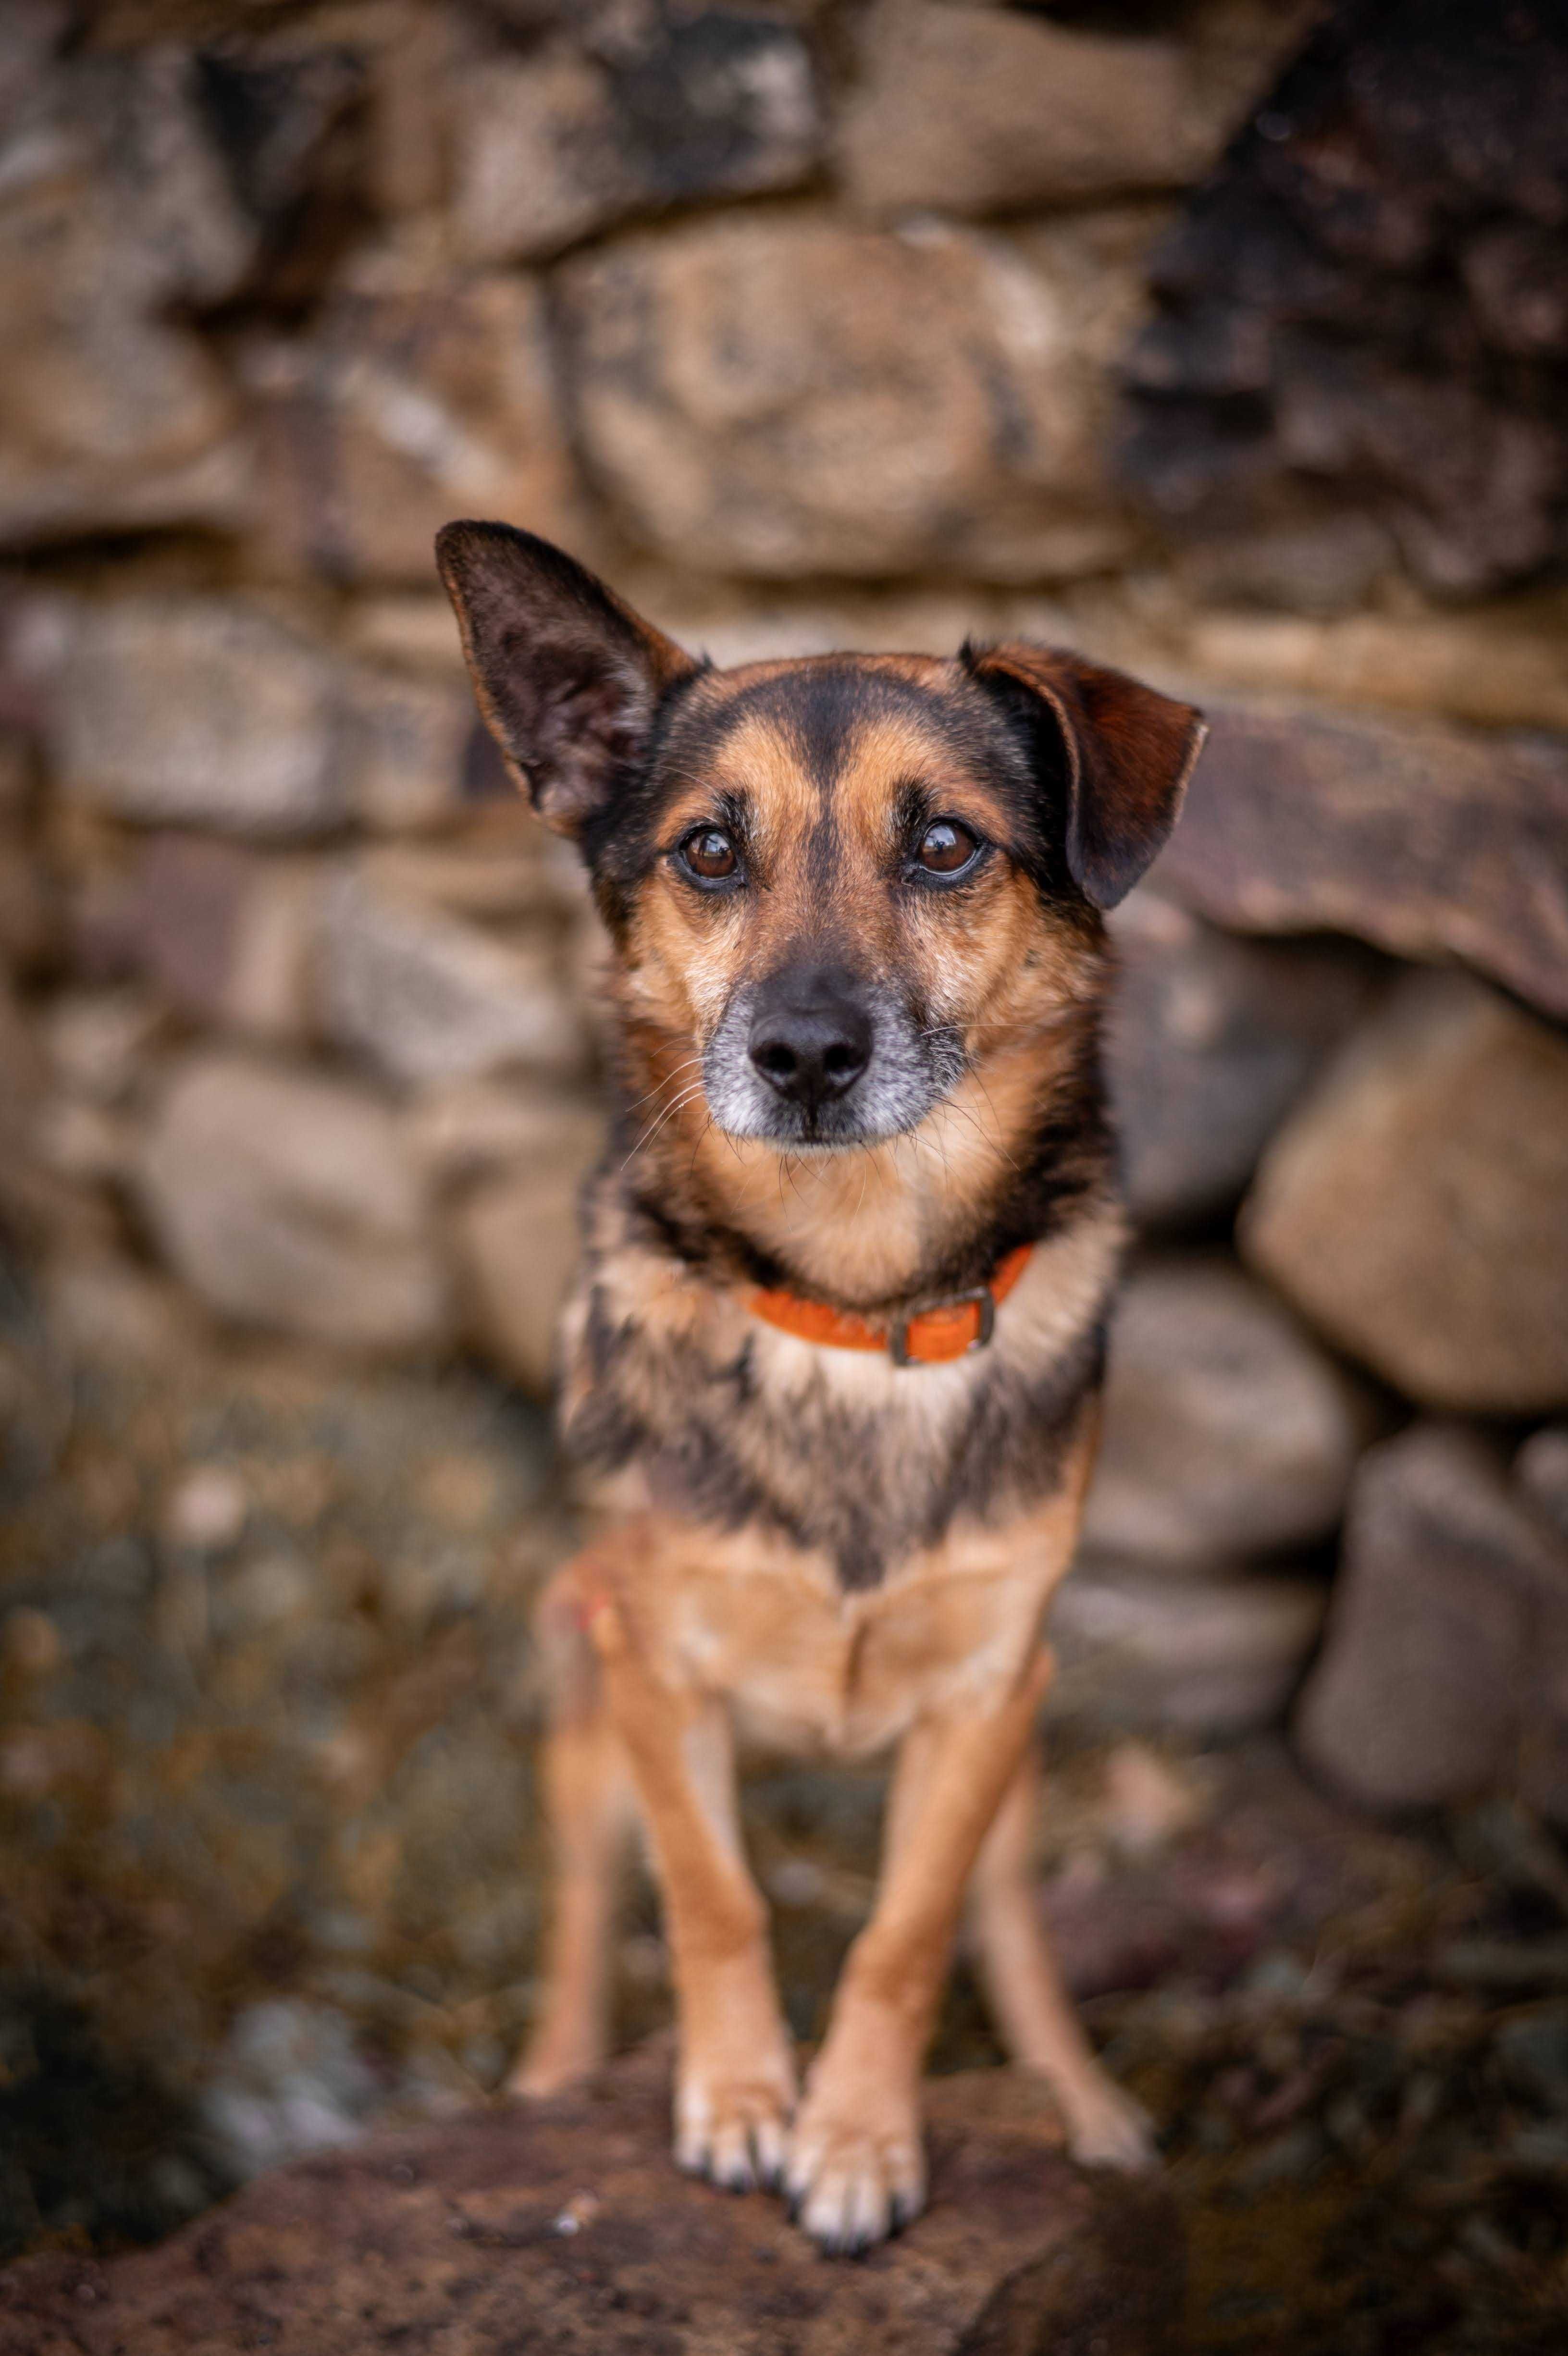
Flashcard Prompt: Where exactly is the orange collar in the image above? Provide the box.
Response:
[748,1244,1033,1368]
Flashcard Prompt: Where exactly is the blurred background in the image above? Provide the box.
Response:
[0,0,1566,2347]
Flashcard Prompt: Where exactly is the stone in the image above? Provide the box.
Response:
[41,988,163,1107]
[1519,1430,1568,1546]
[452,1131,603,1397]
[134,1051,452,1354]
[838,2,1211,218]
[1241,972,1568,1414]
[111,836,322,1042]
[316,861,587,1088]
[1173,603,1568,734]
[451,13,821,265]
[1160,702,1568,1023]
[1118,0,1568,596]
[0,2046,1183,2356]
[559,210,1149,580]
[405,1077,606,1191]
[0,972,49,1240]
[49,600,346,839]
[1105,891,1375,1227]
[0,49,257,548]
[1294,1426,1568,1818]
[243,266,588,589]
[342,668,478,832]
[1082,1260,1365,1571]
[0,827,55,975]
[1050,1565,1327,1739]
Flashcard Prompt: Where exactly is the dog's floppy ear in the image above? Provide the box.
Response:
[436,521,699,836]
[965,641,1206,909]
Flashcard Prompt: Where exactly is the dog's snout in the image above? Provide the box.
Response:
[748,973,873,1113]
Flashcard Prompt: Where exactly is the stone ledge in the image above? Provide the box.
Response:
[0,2046,1184,2356]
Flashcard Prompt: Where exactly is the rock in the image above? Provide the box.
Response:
[198,2000,402,2184]
[1161,703,1568,1023]
[111,836,322,1042]
[0,826,55,976]
[1241,972,1568,1413]
[342,668,478,832]
[405,1077,606,1191]
[49,600,346,839]
[1105,892,1375,1227]
[244,266,588,589]
[0,2046,1183,2356]
[452,1131,602,1396]
[1082,1261,1365,1572]
[1173,604,1568,734]
[1519,1430,1568,1546]
[0,50,257,548]
[838,2,1212,218]
[0,972,49,1238]
[1118,0,1568,595]
[451,13,821,265]
[41,988,163,1107]
[559,210,1150,580]
[316,861,586,1088]
[135,1052,452,1354]
[1051,1566,1327,1738]
[1294,1426,1568,1819]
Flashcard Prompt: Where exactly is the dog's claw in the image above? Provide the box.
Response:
[785,2099,926,2257]
[675,2066,795,2197]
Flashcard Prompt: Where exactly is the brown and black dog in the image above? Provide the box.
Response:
[436,520,1205,2255]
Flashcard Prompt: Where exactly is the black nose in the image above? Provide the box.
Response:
[749,973,873,1113]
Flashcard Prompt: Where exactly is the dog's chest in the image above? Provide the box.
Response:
[654,1532,1062,1758]
[567,1277,1100,1595]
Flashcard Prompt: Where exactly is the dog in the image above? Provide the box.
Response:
[436,520,1206,2255]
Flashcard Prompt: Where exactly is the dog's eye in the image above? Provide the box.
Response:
[679,826,739,882]
[916,820,980,875]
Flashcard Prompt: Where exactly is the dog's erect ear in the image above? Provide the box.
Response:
[435,522,699,836]
[965,641,1206,909]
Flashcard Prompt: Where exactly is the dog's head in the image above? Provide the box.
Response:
[438,523,1204,1152]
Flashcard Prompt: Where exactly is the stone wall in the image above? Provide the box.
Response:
[1,0,1567,1815]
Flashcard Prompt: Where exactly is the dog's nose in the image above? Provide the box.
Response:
[749,982,873,1111]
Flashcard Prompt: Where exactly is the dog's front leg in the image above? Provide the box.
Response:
[587,1588,795,2191]
[786,1649,1052,2253]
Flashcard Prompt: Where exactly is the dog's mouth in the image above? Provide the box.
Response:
[698,971,966,1150]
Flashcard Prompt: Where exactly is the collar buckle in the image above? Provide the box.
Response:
[889,1284,996,1368]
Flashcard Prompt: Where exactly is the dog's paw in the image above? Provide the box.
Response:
[1060,2072,1159,2172]
[676,2055,795,2193]
[785,2088,926,2256]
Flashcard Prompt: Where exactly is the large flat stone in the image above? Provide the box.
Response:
[1161,703,1568,1023]
[559,210,1149,580]
[0,2047,1183,2356]
[1241,972,1568,1413]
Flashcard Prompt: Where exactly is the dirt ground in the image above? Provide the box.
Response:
[1,1244,1565,2353]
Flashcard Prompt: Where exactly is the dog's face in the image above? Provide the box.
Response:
[438,525,1204,1152]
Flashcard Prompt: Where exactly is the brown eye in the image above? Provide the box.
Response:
[917,820,980,875]
[679,826,739,882]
